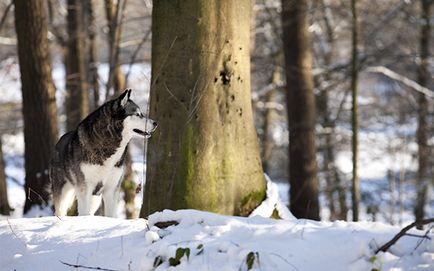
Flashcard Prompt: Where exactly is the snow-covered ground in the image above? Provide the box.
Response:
[1,210,434,271]
[1,173,433,270]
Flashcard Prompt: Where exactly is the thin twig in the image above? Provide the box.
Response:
[7,219,29,249]
[139,36,178,201]
[331,88,351,124]
[60,261,119,271]
[150,36,178,87]
[413,224,434,251]
[366,66,434,98]
[6,175,23,186]
[27,187,48,205]
[163,82,188,112]
[268,252,299,271]
[124,28,152,85]
[0,1,13,33]
[375,218,434,254]
[404,233,431,239]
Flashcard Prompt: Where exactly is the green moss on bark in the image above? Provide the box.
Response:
[236,189,266,216]
[141,0,266,217]
[177,124,194,208]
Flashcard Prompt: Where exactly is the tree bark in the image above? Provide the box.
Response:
[350,0,360,222]
[105,0,126,98]
[83,0,100,110]
[141,0,266,217]
[14,0,59,214]
[66,0,89,131]
[414,0,432,228]
[104,0,134,218]
[281,0,320,220]
[0,138,11,215]
[317,0,347,221]
[261,69,279,175]
[122,148,136,219]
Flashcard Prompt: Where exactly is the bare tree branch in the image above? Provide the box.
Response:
[0,36,15,45]
[60,261,119,271]
[375,218,434,254]
[0,0,12,33]
[366,66,434,99]
[124,28,151,85]
[105,0,128,99]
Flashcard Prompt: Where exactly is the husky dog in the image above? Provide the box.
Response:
[50,89,157,217]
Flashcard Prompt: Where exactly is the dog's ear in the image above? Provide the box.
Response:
[118,89,131,107]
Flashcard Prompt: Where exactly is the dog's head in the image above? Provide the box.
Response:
[114,89,157,138]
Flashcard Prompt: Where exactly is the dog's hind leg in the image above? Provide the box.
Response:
[54,182,76,216]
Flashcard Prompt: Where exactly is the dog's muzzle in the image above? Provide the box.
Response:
[133,121,157,138]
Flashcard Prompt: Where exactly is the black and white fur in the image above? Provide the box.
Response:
[50,89,157,217]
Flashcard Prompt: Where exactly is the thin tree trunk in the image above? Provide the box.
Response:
[335,168,348,220]
[318,0,347,221]
[415,0,432,229]
[261,69,279,175]
[317,3,337,219]
[141,0,266,217]
[14,0,59,214]
[122,148,136,219]
[104,0,134,218]
[83,0,100,110]
[322,130,337,219]
[350,0,360,222]
[0,138,11,215]
[399,166,405,225]
[281,0,320,220]
[105,0,126,98]
[388,170,396,224]
[66,0,89,131]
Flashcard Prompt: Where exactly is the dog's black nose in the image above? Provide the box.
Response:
[153,121,158,127]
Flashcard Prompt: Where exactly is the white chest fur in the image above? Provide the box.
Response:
[80,124,133,189]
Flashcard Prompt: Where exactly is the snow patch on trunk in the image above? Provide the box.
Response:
[249,174,296,220]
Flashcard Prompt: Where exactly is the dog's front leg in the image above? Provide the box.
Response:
[102,186,120,217]
[89,195,102,215]
[76,189,93,216]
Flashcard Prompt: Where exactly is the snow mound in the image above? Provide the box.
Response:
[249,174,296,220]
[1,211,433,270]
[1,216,147,270]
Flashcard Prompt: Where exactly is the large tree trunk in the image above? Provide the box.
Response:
[415,0,432,228]
[66,0,89,131]
[0,138,11,215]
[141,0,266,217]
[14,0,59,214]
[281,0,320,220]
